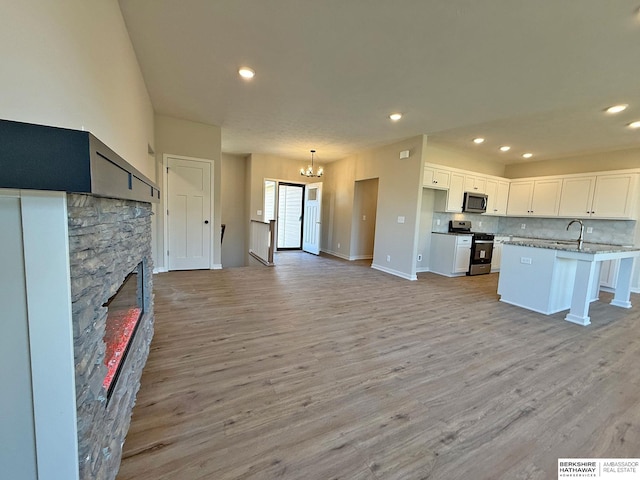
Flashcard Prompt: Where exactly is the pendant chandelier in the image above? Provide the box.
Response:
[300,149,323,177]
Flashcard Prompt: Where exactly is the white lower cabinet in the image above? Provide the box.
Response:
[491,236,510,272]
[599,259,620,290]
[430,233,471,277]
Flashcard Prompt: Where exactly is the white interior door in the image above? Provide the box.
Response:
[167,156,211,270]
[303,182,322,255]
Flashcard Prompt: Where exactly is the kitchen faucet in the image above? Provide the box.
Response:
[566,219,584,250]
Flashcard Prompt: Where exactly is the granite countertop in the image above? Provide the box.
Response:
[504,238,639,254]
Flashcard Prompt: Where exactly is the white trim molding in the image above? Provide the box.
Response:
[371,263,418,281]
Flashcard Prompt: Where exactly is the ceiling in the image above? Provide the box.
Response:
[118,0,640,165]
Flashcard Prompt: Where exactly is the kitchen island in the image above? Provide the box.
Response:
[497,240,640,326]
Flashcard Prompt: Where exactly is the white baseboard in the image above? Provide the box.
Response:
[321,249,350,261]
[153,267,168,274]
[416,267,430,273]
[371,263,417,281]
[211,264,223,270]
[349,254,373,261]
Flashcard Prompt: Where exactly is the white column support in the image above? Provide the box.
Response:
[21,191,79,480]
[564,259,597,326]
[611,256,634,308]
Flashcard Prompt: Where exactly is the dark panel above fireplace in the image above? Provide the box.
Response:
[0,119,159,203]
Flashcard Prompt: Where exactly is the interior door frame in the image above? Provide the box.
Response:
[162,154,215,271]
[276,181,305,251]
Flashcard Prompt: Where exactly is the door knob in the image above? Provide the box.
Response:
[204,220,209,224]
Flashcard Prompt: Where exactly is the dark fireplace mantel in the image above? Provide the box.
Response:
[0,119,159,203]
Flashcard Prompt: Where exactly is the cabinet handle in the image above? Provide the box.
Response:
[433,180,438,184]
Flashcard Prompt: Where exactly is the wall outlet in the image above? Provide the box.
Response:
[520,257,532,264]
[417,254,422,261]
[257,210,263,216]
[362,215,366,221]
[436,219,441,226]
[586,227,593,234]
[521,223,526,229]
[386,255,391,262]
[478,221,482,227]
[337,242,341,249]
[397,216,405,224]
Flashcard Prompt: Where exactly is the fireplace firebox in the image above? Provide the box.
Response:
[102,262,144,399]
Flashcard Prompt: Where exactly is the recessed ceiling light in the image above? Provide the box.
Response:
[522,153,533,159]
[238,67,255,79]
[473,137,485,144]
[499,146,511,152]
[605,104,628,114]
[628,121,640,129]
[389,113,402,121]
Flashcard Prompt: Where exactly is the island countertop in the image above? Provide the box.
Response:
[498,241,640,325]
[504,239,640,255]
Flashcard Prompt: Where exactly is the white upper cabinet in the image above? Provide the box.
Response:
[424,161,638,219]
[447,173,466,212]
[464,175,486,194]
[485,179,510,216]
[558,172,638,219]
[433,172,465,213]
[506,181,534,216]
[591,173,638,219]
[507,178,562,216]
[531,179,563,216]
[558,176,596,217]
[423,166,450,189]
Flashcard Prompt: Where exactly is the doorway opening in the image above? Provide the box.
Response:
[351,178,379,261]
[264,179,323,255]
[264,181,304,250]
[277,183,304,250]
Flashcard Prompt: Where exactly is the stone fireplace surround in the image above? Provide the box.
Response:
[68,193,154,480]
[0,120,159,479]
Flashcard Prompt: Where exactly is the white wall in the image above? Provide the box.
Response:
[505,147,640,178]
[416,189,435,272]
[324,135,426,280]
[425,141,506,177]
[221,153,248,267]
[1,0,155,179]
[154,115,222,270]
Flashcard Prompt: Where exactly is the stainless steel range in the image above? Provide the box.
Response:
[448,220,495,275]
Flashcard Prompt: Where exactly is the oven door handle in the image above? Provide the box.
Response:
[473,240,494,244]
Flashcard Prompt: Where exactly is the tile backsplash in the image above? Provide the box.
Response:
[432,213,636,246]
[498,217,636,245]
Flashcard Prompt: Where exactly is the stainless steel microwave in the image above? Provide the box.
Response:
[463,192,488,213]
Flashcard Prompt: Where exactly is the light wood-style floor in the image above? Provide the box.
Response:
[117,252,640,480]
